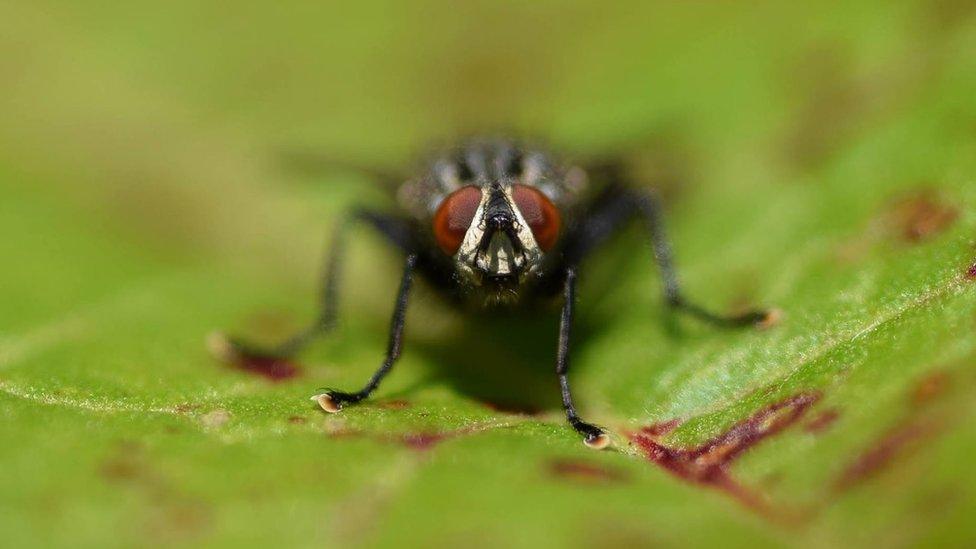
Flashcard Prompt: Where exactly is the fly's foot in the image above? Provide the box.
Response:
[673,298,783,330]
[756,308,783,330]
[584,431,611,450]
[571,418,611,450]
[311,390,365,413]
[207,331,243,363]
[730,307,783,329]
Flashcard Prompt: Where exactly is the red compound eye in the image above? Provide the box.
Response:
[512,185,561,251]
[432,186,482,255]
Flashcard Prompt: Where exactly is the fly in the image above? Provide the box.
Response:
[210,138,774,449]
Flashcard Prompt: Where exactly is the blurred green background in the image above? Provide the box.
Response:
[2,1,976,547]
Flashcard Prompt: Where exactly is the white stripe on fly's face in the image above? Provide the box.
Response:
[454,189,489,281]
[503,184,543,270]
[452,184,543,287]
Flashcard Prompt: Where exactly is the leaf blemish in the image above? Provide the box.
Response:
[834,419,939,492]
[549,459,629,484]
[322,421,515,452]
[804,409,840,434]
[630,392,820,519]
[835,371,949,492]
[887,190,958,243]
[99,442,144,482]
[911,370,949,407]
[966,261,976,280]
[637,419,681,437]
[377,399,411,410]
[400,433,448,450]
[838,190,959,263]
[173,403,199,414]
[322,427,447,450]
[396,421,517,450]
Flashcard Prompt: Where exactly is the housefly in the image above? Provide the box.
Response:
[211,138,772,449]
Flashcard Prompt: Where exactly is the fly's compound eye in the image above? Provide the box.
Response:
[433,186,482,255]
[512,184,561,251]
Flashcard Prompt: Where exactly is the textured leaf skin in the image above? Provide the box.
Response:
[1,2,976,547]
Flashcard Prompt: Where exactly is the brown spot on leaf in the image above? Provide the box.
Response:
[549,459,629,484]
[638,419,681,438]
[378,399,411,410]
[834,418,941,492]
[912,371,950,407]
[631,393,820,519]
[887,191,958,243]
[173,403,199,414]
[97,443,213,541]
[99,443,143,481]
[395,422,513,451]
[287,415,307,425]
[400,432,448,451]
[804,409,840,434]
[835,372,953,491]
[966,261,976,280]
[838,189,960,263]
[99,459,140,481]
[149,501,213,542]
[322,421,509,452]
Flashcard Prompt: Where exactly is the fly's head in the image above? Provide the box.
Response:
[401,141,584,306]
[434,181,559,294]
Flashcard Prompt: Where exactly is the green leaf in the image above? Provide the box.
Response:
[2,2,976,547]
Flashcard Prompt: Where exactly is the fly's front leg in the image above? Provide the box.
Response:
[312,253,418,413]
[556,267,610,450]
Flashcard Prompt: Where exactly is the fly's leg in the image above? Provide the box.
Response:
[634,189,774,327]
[556,267,610,450]
[210,209,418,361]
[313,254,417,412]
[210,221,347,361]
[564,165,774,328]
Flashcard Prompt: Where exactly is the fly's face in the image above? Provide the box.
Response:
[432,181,561,291]
[399,141,581,304]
